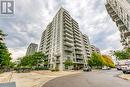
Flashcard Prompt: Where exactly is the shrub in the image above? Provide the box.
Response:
[34,66,49,70]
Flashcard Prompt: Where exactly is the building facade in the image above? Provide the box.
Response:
[39,8,92,70]
[26,43,38,56]
[0,35,4,43]
[0,31,4,43]
[91,45,100,54]
[105,0,130,48]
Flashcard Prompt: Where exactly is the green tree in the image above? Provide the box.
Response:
[88,52,104,69]
[0,30,12,68]
[18,52,46,68]
[64,58,73,69]
[113,50,128,60]
[102,55,115,68]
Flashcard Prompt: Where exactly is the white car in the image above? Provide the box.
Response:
[102,66,111,70]
[121,65,130,74]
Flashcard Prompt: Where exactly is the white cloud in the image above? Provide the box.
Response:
[9,47,26,61]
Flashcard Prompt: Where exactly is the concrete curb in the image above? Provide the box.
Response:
[116,73,130,81]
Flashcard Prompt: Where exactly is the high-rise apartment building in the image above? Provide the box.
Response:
[105,0,130,48]
[0,31,4,43]
[26,43,38,56]
[0,35,4,43]
[39,7,92,70]
[91,45,100,54]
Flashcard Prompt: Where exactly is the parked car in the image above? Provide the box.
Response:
[116,65,122,70]
[121,65,130,74]
[116,60,130,71]
[83,66,91,72]
[102,66,111,70]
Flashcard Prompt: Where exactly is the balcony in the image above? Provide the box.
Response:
[64,42,73,47]
[124,32,130,38]
[116,19,123,25]
[75,51,82,55]
[120,26,128,32]
[64,17,71,24]
[75,38,81,43]
[105,3,114,12]
[64,37,73,42]
[86,52,90,55]
[73,32,80,37]
[74,29,80,34]
[64,28,73,34]
[56,59,60,63]
[73,24,79,29]
[64,24,72,30]
[64,20,72,27]
[64,32,73,38]
[76,57,83,60]
[122,41,128,46]
[120,25,128,31]
[64,47,73,52]
[120,39,125,43]
[72,20,78,25]
[105,3,111,10]
[114,16,121,23]
[75,46,82,51]
[110,10,116,16]
[111,13,118,21]
[63,12,71,19]
[75,42,82,47]
[64,21,72,27]
[74,35,81,40]
[74,60,84,64]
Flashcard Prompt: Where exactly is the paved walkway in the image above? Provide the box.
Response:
[0,70,81,87]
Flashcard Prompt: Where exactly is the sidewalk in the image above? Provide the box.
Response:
[118,73,130,81]
[0,70,81,87]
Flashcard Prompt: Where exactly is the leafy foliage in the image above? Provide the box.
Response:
[113,48,130,60]
[18,52,46,68]
[88,52,115,69]
[64,58,73,69]
[102,55,115,68]
[88,52,104,69]
[113,51,129,59]
[0,30,12,68]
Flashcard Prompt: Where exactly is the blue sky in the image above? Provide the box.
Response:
[0,0,122,60]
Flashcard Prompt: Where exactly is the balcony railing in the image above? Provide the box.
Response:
[75,51,82,55]
[73,32,80,37]
[124,32,130,38]
[64,42,73,47]
[64,28,73,34]
[75,46,82,51]
[75,42,82,47]
[76,57,83,60]
[64,37,73,42]
[64,47,73,52]
[64,32,73,38]
[56,59,60,63]
[74,60,84,64]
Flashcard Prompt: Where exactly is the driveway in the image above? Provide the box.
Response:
[42,70,130,87]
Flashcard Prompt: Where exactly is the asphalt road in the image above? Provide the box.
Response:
[42,70,130,87]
